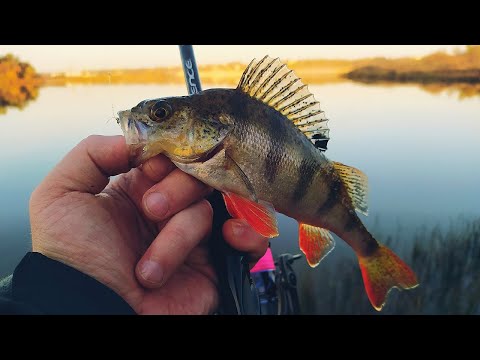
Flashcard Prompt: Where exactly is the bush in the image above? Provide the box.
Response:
[0,54,43,109]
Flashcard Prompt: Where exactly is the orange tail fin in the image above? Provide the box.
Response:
[358,245,419,311]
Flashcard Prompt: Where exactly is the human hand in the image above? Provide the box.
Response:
[29,135,268,314]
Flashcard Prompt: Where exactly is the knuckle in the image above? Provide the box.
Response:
[163,226,190,252]
[145,155,175,179]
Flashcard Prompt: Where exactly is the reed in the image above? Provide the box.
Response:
[297,216,480,314]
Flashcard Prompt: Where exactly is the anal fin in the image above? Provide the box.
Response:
[299,223,335,267]
[222,192,279,238]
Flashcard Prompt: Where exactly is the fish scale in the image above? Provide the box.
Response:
[224,90,326,217]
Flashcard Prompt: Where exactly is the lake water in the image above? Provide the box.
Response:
[1,82,479,313]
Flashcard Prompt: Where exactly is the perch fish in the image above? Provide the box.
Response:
[117,56,419,310]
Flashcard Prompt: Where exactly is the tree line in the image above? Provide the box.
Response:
[346,45,480,83]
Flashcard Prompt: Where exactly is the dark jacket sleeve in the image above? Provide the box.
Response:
[0,252,135,315]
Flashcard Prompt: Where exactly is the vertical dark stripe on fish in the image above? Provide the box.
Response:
[228,91,250,121]
[265,149,278,183]
[264,110,287,183]
[292,158,319,203]
[344,209,362,232]
[317,175,342,215]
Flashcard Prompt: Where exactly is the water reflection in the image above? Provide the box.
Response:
[348,80,480,101]
[0,82,479,313]
[420,82,480,100]
[0,89,41,115]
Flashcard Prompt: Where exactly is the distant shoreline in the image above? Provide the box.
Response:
[41,60,353,87]
[3,46,480,112]
[41,47,480,87]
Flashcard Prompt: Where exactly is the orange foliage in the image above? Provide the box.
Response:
[0,54,44,108]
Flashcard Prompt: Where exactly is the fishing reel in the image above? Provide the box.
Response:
[275,253,302,315]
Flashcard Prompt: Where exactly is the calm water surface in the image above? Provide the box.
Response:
[1,82,479,283]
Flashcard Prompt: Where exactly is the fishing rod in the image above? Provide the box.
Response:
[178,45,260,315]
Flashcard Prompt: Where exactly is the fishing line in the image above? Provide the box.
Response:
[106,71,118,124]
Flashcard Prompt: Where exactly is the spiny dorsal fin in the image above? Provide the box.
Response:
[333,161,369,215]
[238,56,330,151]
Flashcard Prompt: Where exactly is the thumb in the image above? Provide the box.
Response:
[37,135,131,199]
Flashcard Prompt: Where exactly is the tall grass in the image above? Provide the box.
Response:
[297,216,480,314]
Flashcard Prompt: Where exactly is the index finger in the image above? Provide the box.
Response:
[141,154,177,183]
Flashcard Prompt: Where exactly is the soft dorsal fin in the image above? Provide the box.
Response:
[333,161,369,215]
[238,56,330,151]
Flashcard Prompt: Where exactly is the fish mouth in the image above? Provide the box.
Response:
[118,110,151,167]
[118,110,149,145]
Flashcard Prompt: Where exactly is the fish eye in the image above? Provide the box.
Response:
[150,101,172,122]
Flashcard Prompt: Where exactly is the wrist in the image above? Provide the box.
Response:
[11,252,136,314]
[32,239,133,307]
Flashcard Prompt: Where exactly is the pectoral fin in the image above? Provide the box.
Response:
[173,148,257,202]
[222,192,279,238]
[225,151,258,202]
[299,223,335,267]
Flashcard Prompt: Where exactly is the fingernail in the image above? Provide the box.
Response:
[232,220,247,239]
[145,193,168,218]
[139,260,164,284]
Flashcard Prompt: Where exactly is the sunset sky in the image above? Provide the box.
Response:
[0,45,463,73]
